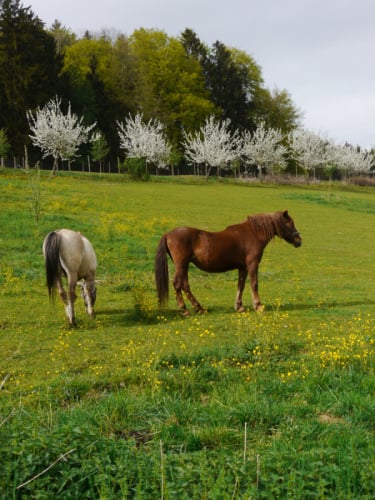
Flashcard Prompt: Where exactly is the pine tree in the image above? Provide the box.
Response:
[0,0,63,157]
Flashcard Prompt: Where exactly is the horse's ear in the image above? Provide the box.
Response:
[282,210,289,219]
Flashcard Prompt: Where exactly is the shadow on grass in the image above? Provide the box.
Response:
[94,297,375,327]
[95,307,182,326]
[276,299,375,312]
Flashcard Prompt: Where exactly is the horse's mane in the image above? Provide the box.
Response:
[247,212,281,240]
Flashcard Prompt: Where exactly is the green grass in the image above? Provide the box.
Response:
[1,169,375,498]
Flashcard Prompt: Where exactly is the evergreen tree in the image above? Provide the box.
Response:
[0,128,10,167]
[206,41,251,130]
[180,28,209,66]
[181,31,257,131]
[0,0,63,157]
[48,20,76,54]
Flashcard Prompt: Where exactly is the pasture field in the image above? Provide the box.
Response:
[1,168,375,498]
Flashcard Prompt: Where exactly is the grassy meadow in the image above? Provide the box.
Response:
[1,168,375,498]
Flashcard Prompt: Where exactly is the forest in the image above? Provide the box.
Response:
[0,0,301,169]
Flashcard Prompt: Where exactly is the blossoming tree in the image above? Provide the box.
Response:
[332,143,372,180]
[242,122,287,179]
[288,129,331,181]
[27,96,96,174]
[117,113,171,176]
[183,115,242,180]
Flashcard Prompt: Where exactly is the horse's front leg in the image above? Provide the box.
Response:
[235,268,247,312]
[82,275,96,318]
[247,260,262,311]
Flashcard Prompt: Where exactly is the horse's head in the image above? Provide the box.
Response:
[81,282,97,310]
[277,210,302,247]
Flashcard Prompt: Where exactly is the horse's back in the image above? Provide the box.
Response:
[166,227,201,255]
[81,235,97,276]
[166,225,247,272]
[58,229,97,279]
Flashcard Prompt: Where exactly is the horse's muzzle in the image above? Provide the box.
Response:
[292,231,302,247]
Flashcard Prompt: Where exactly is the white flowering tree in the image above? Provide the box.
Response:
[288,129,332,181]
[183,115,242,181]
[332,143,372,180]
[27,96,96,174]
[117,113,171,176]
[242,122,287,179]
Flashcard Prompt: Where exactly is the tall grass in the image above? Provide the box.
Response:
[1,169,374,498]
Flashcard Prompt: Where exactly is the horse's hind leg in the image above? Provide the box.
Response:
[55,275,76,325]
[172,268,189,315]
[183,279,205,314]
[173,264,205,315]
[65,274,78,326]
[56,275,67,305]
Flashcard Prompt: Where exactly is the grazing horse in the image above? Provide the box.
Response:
[43,229,97,326]
[155,210,302,315]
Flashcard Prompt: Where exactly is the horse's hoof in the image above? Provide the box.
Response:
[255,304,265,314]
[236,306,246,313]
[180,309,190,317]
[196,308,207,314]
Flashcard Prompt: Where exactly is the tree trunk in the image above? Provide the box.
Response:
[51,157,58,176]
[205,163,211,182]
[24,144,29,169]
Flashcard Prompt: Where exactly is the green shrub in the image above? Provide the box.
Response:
[122,157,150,181]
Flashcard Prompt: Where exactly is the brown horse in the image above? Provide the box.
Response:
[155,210,302,315]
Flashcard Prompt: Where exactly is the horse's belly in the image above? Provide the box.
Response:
[193,257,238,273]
[193,234,244,272]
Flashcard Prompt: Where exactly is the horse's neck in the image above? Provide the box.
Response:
[248,215,277,243]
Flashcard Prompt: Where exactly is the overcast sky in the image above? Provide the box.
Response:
[27,0,374,149]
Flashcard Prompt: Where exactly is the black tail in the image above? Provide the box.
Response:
[43,231,61,301]
[155,235,169,307]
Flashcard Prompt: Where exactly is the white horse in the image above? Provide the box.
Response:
[43,229,97,326]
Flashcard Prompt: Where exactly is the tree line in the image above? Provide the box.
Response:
[0,0,373,180]
[0,0,301,170]
[26,100,373,182]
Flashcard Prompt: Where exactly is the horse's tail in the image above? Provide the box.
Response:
[43,231,61,301]
[155,235,169,308]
